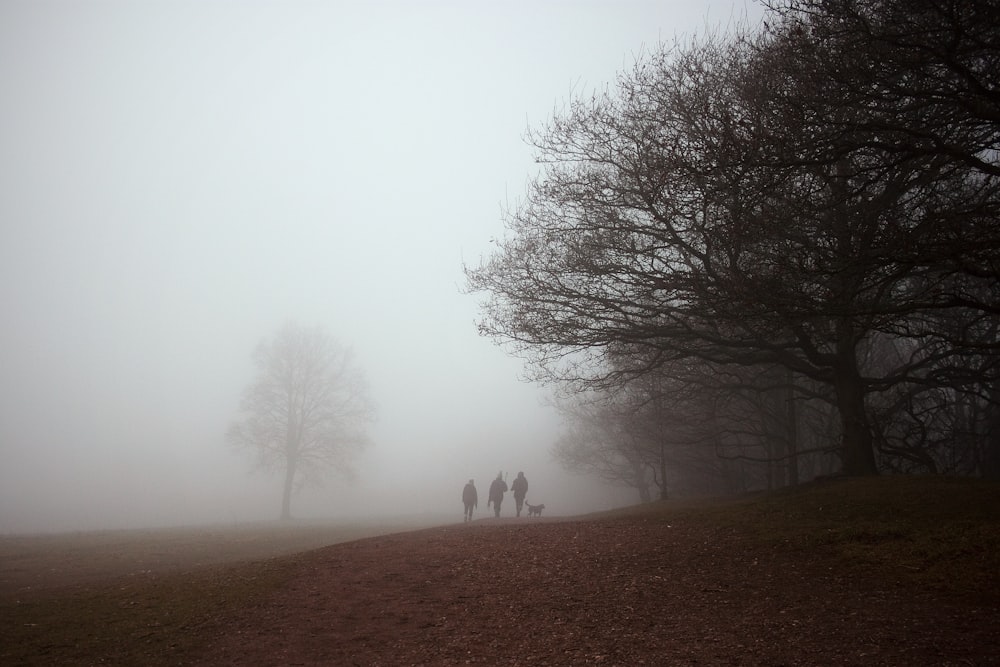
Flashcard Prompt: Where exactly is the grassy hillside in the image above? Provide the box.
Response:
[3,475,998,664]
[600,475,1000,596]
[741,475,1000,595]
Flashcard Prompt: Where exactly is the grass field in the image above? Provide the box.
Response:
[0,517,449,665]
[2,476,998,665]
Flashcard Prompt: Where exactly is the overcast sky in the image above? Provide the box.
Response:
[0,0,763,532]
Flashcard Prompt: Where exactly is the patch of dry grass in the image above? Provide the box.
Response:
[2,556,299,665]
[1,519,443,665]
[670,475,1000,597]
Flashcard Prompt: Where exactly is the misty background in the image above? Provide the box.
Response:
[0,0,761,532]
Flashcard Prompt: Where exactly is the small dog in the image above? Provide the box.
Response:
[526,502,545,517]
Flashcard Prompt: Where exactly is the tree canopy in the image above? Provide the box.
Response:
[467,0,1000,478]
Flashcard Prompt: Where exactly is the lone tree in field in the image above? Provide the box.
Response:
[228,323,376,520]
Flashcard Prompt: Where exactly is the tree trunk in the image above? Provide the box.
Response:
[281,408,301,521]
[280,457,296,520]
[632,460,652,502]
[659,441,668,500]
[766,452,775,491]
[834,325,879,476]
[826,160,877,476]
[786,368,799,486]
[983,380,1000,480]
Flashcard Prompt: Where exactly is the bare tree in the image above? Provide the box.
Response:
[552,361,767,500]
[552,396,656,504]
[467,1,1000,477]
[228,323,376,520]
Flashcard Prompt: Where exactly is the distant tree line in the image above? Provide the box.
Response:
[467,0,1000,499]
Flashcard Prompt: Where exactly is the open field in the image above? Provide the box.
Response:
[0,517,451,596]
[2,477,999,665]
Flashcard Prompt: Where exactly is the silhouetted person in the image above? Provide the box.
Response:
[488,472,508,518]
[462,479,477,522]
[511,471,528,517]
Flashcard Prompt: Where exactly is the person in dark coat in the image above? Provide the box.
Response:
[511,471,528,517]
[462,479,478,522]
[487,472,508,518]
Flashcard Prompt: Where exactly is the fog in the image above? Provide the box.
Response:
[0,0,761,533]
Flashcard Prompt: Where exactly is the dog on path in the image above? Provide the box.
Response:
[526,502,545,517]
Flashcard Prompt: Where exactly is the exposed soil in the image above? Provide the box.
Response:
[189,516,1000,666]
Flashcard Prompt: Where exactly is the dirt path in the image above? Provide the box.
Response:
[192,517,1000,666]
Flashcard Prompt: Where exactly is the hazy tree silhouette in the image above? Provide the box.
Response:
[228,322,376,520]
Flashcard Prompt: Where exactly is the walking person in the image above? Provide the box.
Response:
[462,479,477,522]
[511,471,528,517]
[487,472,508,518]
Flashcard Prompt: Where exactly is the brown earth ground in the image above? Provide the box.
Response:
[0,478,1000,666]
[194,516,1000,666]
[3,493,999,666]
